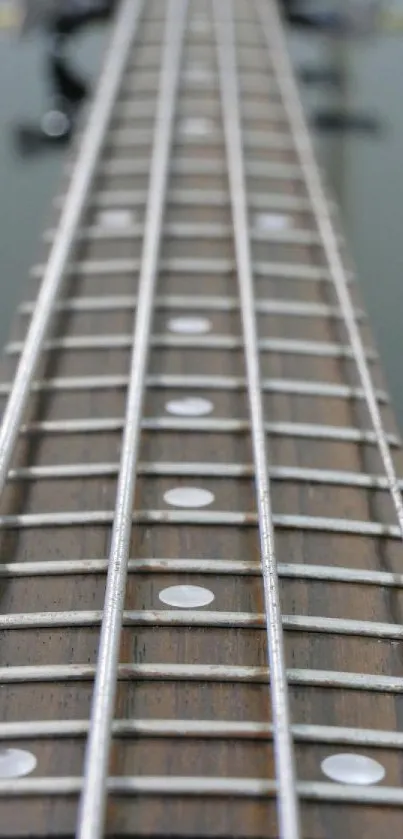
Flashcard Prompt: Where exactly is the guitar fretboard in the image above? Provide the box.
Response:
[0,1,402,838]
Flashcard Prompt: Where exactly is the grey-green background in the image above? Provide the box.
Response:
[0,18,402,426]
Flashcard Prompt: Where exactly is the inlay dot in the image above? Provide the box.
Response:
[254,212,291,232]
[180,118,214,137]
[190,18,210,33]
[321,754,385,785]
[167,316,211,335]
[0,749,37,779]
[185,66,213,84]
[164,487,215,508]
[165,397,213,417]
[159,585,214,608]
[97,209,133,229]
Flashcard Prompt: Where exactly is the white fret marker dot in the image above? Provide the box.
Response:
[191,18,210,33]
[159,585,214,608]
[180,118,213,137]
[0,749,36,779]
[97,209,133,229]
[167,316,211,335]
[164,487,214,508]
[165,397,213,417]
[321,754,385,785]
[255,213,291,232]
[185,66,212,84]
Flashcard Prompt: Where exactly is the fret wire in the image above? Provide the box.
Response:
[5,334,375,359]
[1,609,403,641]
[0,776,403,804]
[115,98,286,122]
[6,461,403,490]
[96,157,303,180]
[0,0,144,498]
[1,718,403,750]
[1,559,401,589]
[43,222,322,247]
[0,662,402,693]
[31,258,334,281]
[122,66,279,85]
[0,509,399,537]
[0,375,387,400]
[257,0,403,538]
[20,418,399,447]
[77,3,187,837]
[21,291,357,317]
[213,3,299,836]
[73,188,315,212]
[102,126,295,150]
[123,67,279,88]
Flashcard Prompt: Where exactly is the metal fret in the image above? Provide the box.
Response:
[18,418,400,447]
[77,3,187,837]
[0,776,403,805]
[115,98,286,122]
[123,68,280,93]
[0,0,144,497]
[1,558,402,590]
[22,292,356,318]
[0,662,402,693]
[78,188,315,213]
[6,461,403,491]
[1,376,386,401]
[80,188,313,212]
[43,222,322,246]
[214,3,299,835]
[5,334,375,360]
[1,609,403,641]
[0,718,403,750]
[0,510,399,538]
[97,157,303,180]
[258,0,403,538]
[31,258,334,282]
[103,126,294,151]
[122,67,279,88]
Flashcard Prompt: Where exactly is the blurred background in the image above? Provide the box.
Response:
[0,1,402,424]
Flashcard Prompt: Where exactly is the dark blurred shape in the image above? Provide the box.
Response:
[281,0,381,35]
[14,1,117,156]
[312,111,383,135]
[297,66,344,89]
